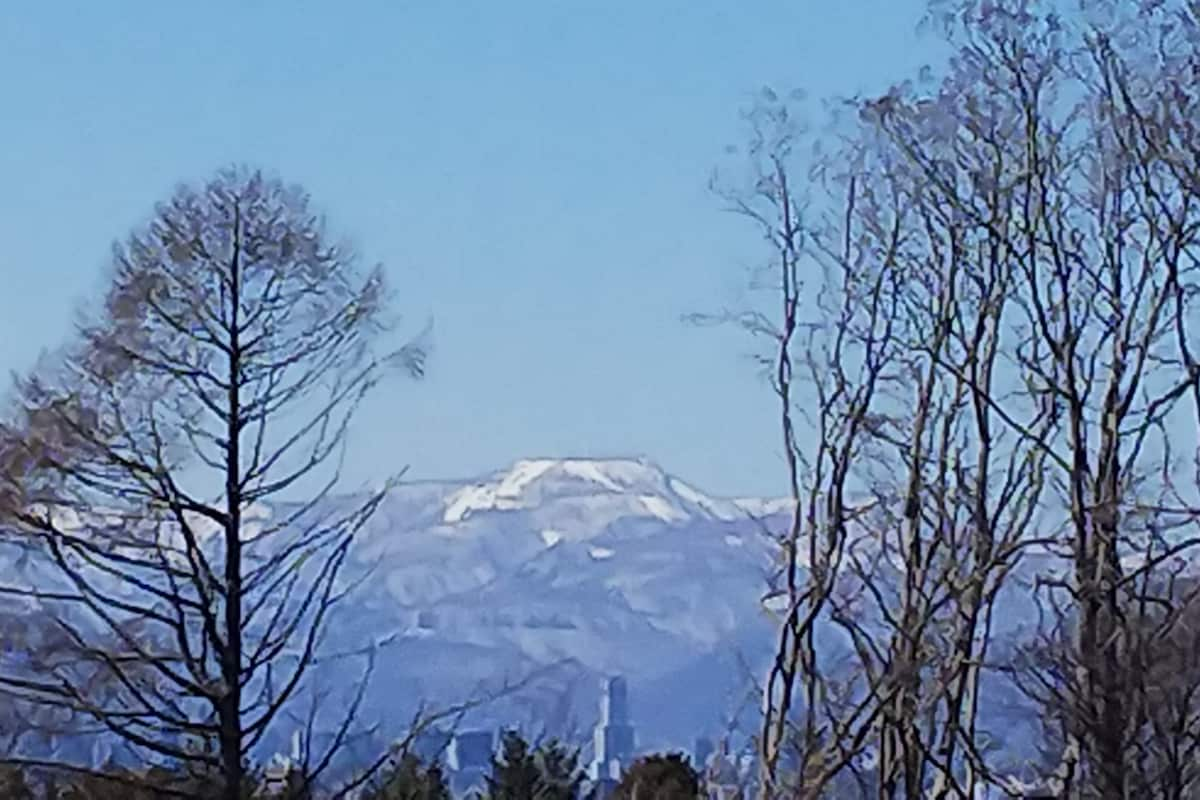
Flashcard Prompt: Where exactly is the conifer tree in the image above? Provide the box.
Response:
[533,739,584,800]
[362,753,451,800]
[484,730,586,800]
[486,732,541,800]
[0,765,34,800]
[612,753,700,800]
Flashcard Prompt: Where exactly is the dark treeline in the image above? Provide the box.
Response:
[0,730,708,800]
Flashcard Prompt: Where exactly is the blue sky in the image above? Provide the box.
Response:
[0,1,939,497]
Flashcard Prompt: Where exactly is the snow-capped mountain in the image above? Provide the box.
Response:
[314,456,1053,780]
[321,457,786,752]
[0,455,1053,781]
[0,456,788,771]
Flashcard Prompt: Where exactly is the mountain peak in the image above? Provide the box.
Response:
[435,456,788,527]
[515,456,666,488]
[442,457,673,523]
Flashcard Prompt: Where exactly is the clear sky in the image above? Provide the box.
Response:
[0,1,940,497]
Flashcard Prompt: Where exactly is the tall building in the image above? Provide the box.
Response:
[704,738,744,800]
[412,726,453,764]
[448,728,494,797]
[590,675,636,782]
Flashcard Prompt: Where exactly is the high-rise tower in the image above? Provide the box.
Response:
[591,675,635,781]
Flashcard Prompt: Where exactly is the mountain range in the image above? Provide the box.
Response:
[326,457,787,757]
[2,455,1054,784]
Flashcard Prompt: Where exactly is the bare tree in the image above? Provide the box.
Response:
[707,2,1200,798]
[705,97,925,799]
[0,168,426,800]
[895,4,1200,797]
[838,1,1200,797]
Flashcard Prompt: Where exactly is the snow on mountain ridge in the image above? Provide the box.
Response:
[1,457,799,770]
[440,457,745,524]
[0,456,1051,777]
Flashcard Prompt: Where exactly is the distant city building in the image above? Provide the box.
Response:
[449,728,494,797]
[449,729,493,772]
[363,678,646,799]
[587,775,621,799]
[704,738,745,800]
[259,756,294,797]
[590,675,636,789]
[259,729,304,797]
[411,726,453,764]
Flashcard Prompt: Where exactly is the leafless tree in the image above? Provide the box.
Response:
[0,168,427,800]
[704,96,920,799]
[710,2,1200,798]
[874,3,1200,797]
[822,1,1200,797]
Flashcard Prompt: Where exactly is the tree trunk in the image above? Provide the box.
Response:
[221,203,245,800]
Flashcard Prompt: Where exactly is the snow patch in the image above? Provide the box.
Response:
[443,460,560,522]
[733,497,794,517]
[763,594,789,613]
[670,478,740,520]
[495,459,558,495]
[558,460,627,492]
[588,546,615,560]
[244,502,274,520]
[540,529,564,548]
[724,535,744,547]
[638,495,687,522]
[182,511,223,540]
